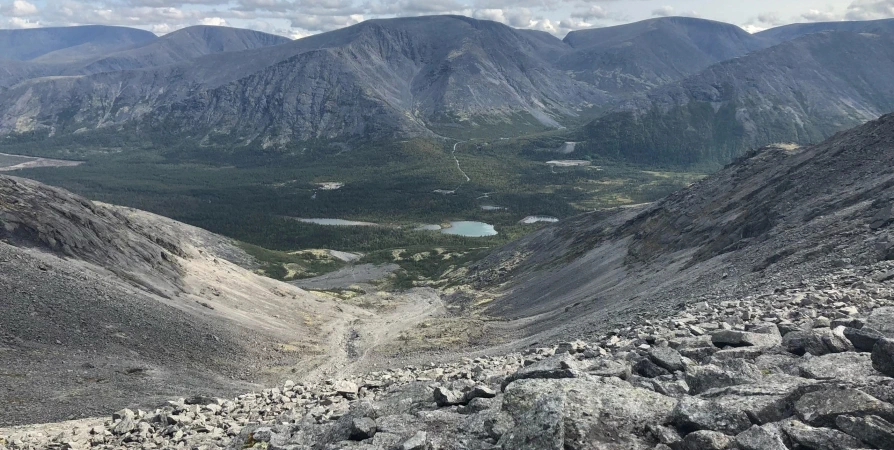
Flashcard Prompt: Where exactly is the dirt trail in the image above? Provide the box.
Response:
[451,141,471,185]
[297,288,446,383]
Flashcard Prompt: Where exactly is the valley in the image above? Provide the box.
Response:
[3,12,894,450]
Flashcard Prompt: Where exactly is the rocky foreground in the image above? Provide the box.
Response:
[4,262,894,450]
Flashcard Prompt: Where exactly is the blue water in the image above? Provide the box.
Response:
[440,221,498,237]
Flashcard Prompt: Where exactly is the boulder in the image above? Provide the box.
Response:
[701,377,814,425]
[875,338,894,377]
[783,329,835,356]
[501,377,676,450]
[500,354,581,391]
[844,326,884,352]
[781,419,866,450]
[587,359,631,379]
[868,307,894,338]
[795,388,894,427]
[401,431,427,450]
[462,385,497,403]
[648,347,685,372]
[798,352,877,380]
[334,380,359,400]
[836,415,894,450]
[671,396,752,435]
[350,418,377,441]
[712,330,781,349]
[735,425,789,450]
[679,430,734,450]
[433,387,463,407]
[633,358,670,378]
[498,391,565,450]
[684,360,762,394]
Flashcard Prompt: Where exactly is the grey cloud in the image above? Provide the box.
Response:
[846,0,894,20]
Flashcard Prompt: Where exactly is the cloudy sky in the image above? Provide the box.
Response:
[2,0,894,38]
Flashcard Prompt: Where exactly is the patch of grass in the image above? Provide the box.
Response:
[236,242,345,281]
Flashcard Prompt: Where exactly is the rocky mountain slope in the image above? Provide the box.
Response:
[578,30,894,164]
[0,175,371,426]
[6,277,894,449]
[560,17,766,94]
[471,112,894,346]
[8,16,894,151]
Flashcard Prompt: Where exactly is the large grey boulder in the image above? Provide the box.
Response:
[712,330,781,348]
[782,328,851,356]
[498,391,565,450]
[500,354,582,391]
[587,359,631,379]
[501,377,676,450]
[875,338,894,377]
[700,376,814,425]
[433,387,464,407]
[671,396,752,435]
[684,360,762,394]
[649,347,685,372]
[781,419,866,450]
[795,388,894,427]
[798,352,877,380]
[679,430,734,450]
[836,415,894,450]
[735,425,789,450]
[868,307,894,338]
[350,417,377,441]
[845,326,884,352]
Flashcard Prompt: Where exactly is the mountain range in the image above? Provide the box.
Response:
[3,16,894,163]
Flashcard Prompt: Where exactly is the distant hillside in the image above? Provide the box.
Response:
[757,17,894,46]
[560,17,766,94]
[0,25,156,62]
[576,31,894,165]
[73,25,291,74]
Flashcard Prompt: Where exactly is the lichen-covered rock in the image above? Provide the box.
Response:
[795,388,894,427]
[735,425,789,450]
[672,396,752,435]
[835,415,894,450]
[500,354,582,391]
[874,338,894,377]
[868,307,894,338]
[781,419,867,450]
[501,377,676,450]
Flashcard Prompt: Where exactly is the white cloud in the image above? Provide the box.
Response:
[801,8,840,22]
[2,0,39,16]
[652,5,674,17]
[5,16,40,27]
